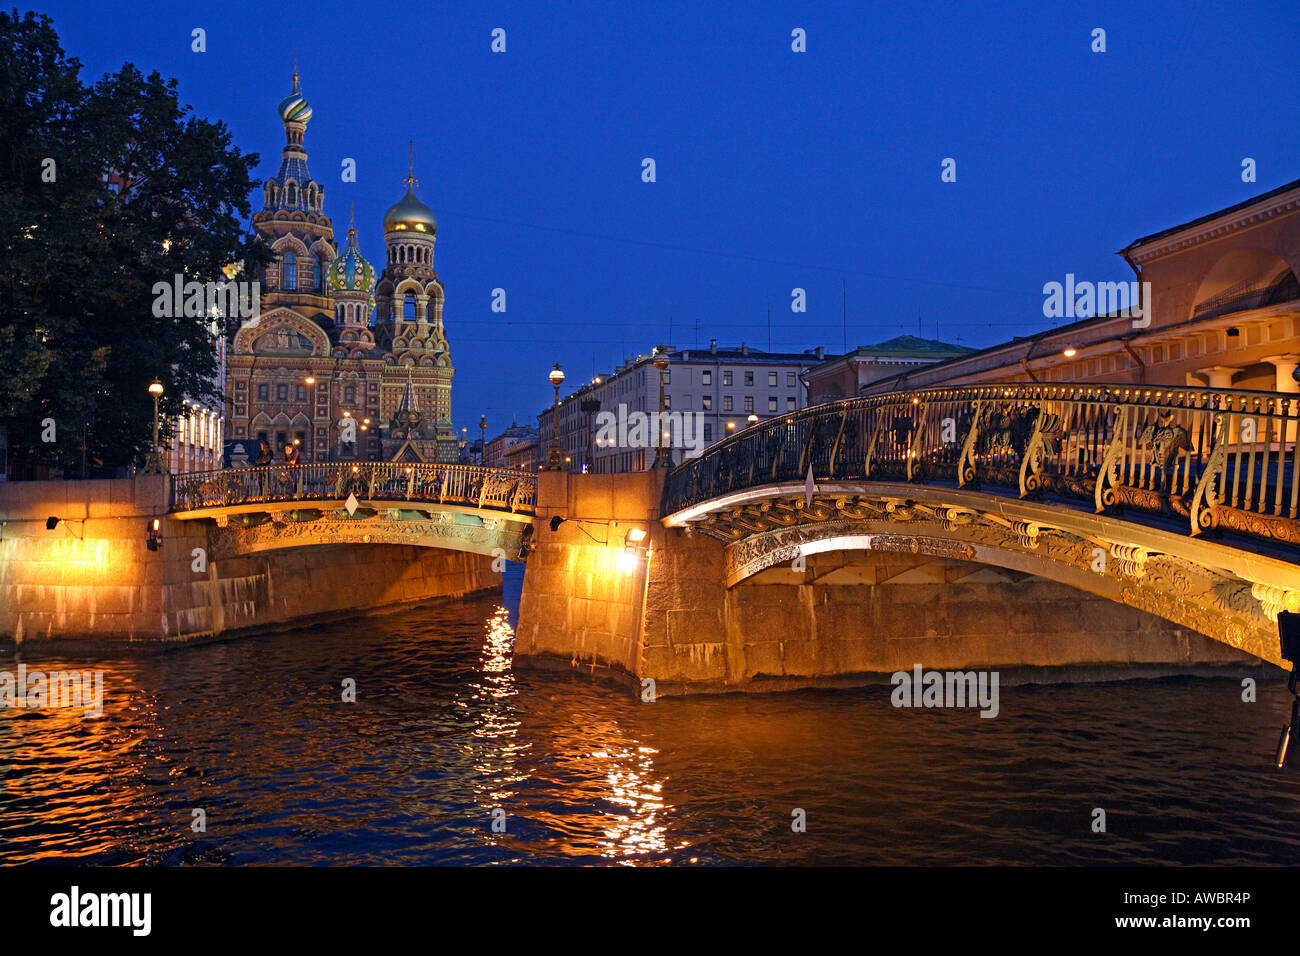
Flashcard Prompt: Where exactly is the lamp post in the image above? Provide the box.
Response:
[545,363,565,471]
[145,379,165,473]
[479,414,487,466]
[747,413,759,428]
[580,398,601,474]
[652,347,672,469]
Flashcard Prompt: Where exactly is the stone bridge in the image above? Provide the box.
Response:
[168,461,537,561]
[0,463,536,648]
[514,383,1300,694]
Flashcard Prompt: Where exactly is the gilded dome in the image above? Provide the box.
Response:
[383,181,437,234]
[328,226,375,294]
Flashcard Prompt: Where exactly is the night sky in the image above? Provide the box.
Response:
[38,0,1300,434]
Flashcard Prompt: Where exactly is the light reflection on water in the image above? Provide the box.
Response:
[1,565,1299,866]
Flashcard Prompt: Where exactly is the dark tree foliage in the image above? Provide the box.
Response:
[0,10,271,475]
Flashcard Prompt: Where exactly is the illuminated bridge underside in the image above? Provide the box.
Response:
[664,481,1300,667]
[168,463,536,561]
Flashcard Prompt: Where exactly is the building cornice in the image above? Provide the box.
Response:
[1124,188,1300,265]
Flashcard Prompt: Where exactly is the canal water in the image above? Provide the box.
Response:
[2,566,1298,866]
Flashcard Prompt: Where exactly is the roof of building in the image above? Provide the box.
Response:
[667,345,829,364]
[1121,177,1300,254]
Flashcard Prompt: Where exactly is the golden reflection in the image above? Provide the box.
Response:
[468,606,528,816]
[590,743,672,862]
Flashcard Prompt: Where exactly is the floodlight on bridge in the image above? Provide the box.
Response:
[146,518,163,553]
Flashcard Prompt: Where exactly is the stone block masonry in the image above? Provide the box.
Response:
[514,472,1264,697]
[0,476,498,649]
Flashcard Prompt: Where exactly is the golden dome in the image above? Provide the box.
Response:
[383,180,437,234]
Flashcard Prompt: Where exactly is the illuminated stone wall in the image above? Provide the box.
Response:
[0,477,498,648]
[641,547,1262,696]
[514,471,660,688]
[515,472,1264,697]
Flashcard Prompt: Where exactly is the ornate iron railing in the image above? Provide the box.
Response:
[663,383,1300,547]
[169,461,537,516]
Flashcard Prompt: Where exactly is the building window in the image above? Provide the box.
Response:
[296,385,306,401]
[744,396,754,412]
[282,251,297,290]
[723,396,733,412]
[787,372,796,386]
[744,371,754,386]
[787,396,796,410]
[702,394,712,410]
[704,423,713,441]
[723,371,732,386]
[663,394,671,409]
[768,396,777,412]
[344,385,355,402]
[275,384,286,401]
[702,370,712,385]
[662,370,670,385]
[768,371,777,386]
[257,384,268,400]
[312,257,321,289]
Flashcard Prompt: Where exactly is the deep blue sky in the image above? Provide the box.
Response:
[38,0,1300,434]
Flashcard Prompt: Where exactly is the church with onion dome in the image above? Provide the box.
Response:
[225,65,459,464]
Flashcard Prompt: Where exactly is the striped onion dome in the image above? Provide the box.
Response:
[277,68,312,124]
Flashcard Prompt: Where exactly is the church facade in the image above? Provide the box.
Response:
[224,68,459,464]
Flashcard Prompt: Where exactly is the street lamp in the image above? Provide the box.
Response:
[747,413,759,427]
[580,398,601,474]
[652,347,671,469]
[480,414,487,466]
[545,363,565,471]
[145,379,165,473]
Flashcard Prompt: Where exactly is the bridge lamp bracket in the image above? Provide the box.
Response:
[1275,611,1300,770]
[146,518,163,552]
[547,515,608,544]
[46,516,85,540]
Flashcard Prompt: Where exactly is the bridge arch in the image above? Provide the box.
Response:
[662,383,1300,667]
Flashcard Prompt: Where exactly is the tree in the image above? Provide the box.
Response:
[0,10,272,475]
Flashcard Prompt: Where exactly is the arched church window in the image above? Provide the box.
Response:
[312,256,321,289]
[282,251,297,290]
[403,297,417,322]
[287,183,297,205]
